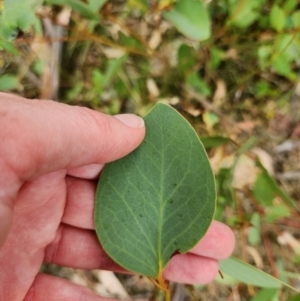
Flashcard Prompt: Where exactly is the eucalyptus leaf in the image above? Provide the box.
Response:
[95,103,216,278]
[163,0,211,41]
[220,257,281,288]
[220,257,299,291]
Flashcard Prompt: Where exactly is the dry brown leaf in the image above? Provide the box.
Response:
[93,282,112,298]
[94,270,131,300]
[108,23,122,40]
[246,246,263,268]
[148,30,162,50]
[277,232,300,254]
[56,7,71,26]
[184,106,202,117]
[232,155,258,189]
[70,270,90,287]
[149,56,167,76]
[224,48,238,60]
[213,79,227,106]
[252,147,274,176]
[169,96,180,105]
[235,121,255,134]
[102,47,126,59]
[219,154,235,170]
[209,147,225,174]
[146,78,160,98]
[275,140,300,153]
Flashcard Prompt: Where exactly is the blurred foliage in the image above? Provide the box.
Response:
[1,0,300,300]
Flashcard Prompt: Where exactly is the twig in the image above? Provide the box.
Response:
[262,223,278,278]
[183,85,222,115]
[41,18,65,100]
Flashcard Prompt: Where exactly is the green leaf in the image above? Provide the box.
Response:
[287,293,300,301]
[92,69,104,93]
[283,0,298,13]
[0,0,41,35]
[0,37,18,54]
[65,0,99,19]
[228,0,265,28]
[177,44,197,74]
[253,171,275,206]
[163,0,211,41]
[292,11,300,28]
[0,74,18,91]
[203,112,219,129]
[45,0,98,19]
[257,45,271,69]
[270,5,286,32]
[95,103,216,278]
[209,47,225,69]
[220,257,281,288]
[102,55,127,88]
[265,204,290,223]
[199,136,230,149]
[187,72,211,96]
[88,0,108,11]
[272,55,295,79]
[250,288,278,301]
[248,213,261,246]
[255,160,296,208]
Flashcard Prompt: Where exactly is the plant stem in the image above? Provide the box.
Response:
[158,272,171,301]
[148,274,171,301]
[164,287,171,301]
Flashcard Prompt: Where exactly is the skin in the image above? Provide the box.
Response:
[0,93,235,301]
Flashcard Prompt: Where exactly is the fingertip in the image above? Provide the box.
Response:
[217,222,235,259]
[190,220,235,260]
[67,163,104,179]
[163,253,219,284]
[1,98,146,179]
[114,114,145,129]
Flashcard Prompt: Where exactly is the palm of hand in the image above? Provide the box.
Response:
[1,167,121,300]
[1,170,68,300]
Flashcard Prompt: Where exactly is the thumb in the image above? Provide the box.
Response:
[0,93,145,246]
[0,93,145,180]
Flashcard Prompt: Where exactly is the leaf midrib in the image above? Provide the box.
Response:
[157,118,165,276]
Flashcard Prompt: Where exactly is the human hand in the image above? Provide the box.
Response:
[0,93,234,301]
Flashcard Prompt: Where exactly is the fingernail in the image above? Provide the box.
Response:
[114,114,145,128]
